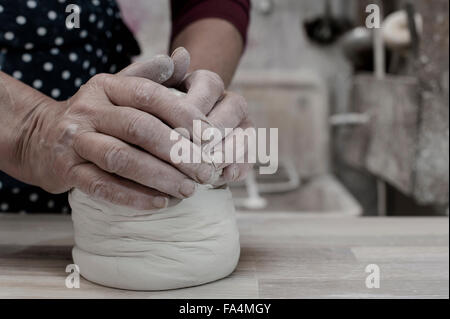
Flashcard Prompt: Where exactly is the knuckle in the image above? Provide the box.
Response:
[69,92,95,115]
[202,70,225,91]
[103,145,131,173]
[85,73,113,95]
[91,73,111,85]
[133,81,155,107]
[232,94,249,119]
[55,119,80,145]
[88,177,109,200]
[125,113,147,141]
[173,102,196,126]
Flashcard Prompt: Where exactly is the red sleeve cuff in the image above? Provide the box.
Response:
[170,0,251,46]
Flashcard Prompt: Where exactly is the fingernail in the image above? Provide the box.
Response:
[179,180,197,197]
[153,196,168,209]
[171,47,186,58]
[197,165,215,183]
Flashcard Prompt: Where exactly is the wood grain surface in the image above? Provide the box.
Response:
[0,213,448,298]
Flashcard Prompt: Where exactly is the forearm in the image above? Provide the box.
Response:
[170,18,244,87]
[0,71,52,179]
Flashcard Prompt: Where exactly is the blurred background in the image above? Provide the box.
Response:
[118,0,449,217]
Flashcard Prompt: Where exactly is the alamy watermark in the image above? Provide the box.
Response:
[66,4,81,29]
[65,264,80,289]
[170,120,279,175]
[365,264,381,289]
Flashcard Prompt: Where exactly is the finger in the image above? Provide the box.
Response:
[92,105,216,184]
[181,70,225,115]
[206,91,249,138]
[117,54,174,84]
[73,131,199,199]
[70,162,170,210]
[163,47,190,88]
[213,163,254,186]
[102,75,209,136]
[212,118,256,170]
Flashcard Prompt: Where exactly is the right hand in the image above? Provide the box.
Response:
[9,53,218,210]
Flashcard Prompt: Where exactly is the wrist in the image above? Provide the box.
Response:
[0,72,57,182]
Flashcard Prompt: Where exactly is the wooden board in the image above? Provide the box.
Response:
[0,213,448,298]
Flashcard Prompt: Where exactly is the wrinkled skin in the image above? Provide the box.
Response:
[1,48,253,210]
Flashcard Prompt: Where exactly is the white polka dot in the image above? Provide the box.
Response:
[24,42,34,50]
[69,52,78,62]
[89,67,97,76]
[102,56,108,64]
[85,44,93,52]
[82,60,90,69]
[62,206,69,214]
[105,31,112,38]
[109,65,117,73]
[12,187,20,194]
[4,32,14,40]
[92,0,100,6]
[97,20,104,29]
[51,88,61,98]
[0,181,2,189]
[55,37,64,46]
[107,8,114,16]
[16,16,27,25]
[47,200,55,208]
[48,11,57,20]
[89,14,96,23]
[74,78,83,87]
[12,71,22,79]
[58,0,66,3]
[0,5,3,13]
[0,203,9,211]
[27,1,37,9]
[22,53,32,62]
[37,27,47,36]
[80,30,88,38]
[33,79,43,89]
[29,193,39,202]
[50,48,60,55]
[96,49,103,58]
[116,44,123,52]
[62,70,71,80]
[43,62,53,72]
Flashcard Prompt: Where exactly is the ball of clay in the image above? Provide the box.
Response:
[69,185,240,290]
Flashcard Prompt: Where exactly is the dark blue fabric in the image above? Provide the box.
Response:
[0,0,140,213]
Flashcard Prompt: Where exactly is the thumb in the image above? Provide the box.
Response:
[117,54,175,83]
[116,47,191,87]
[163,47,191,88]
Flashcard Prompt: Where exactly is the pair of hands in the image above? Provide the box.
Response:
[14,48,253,210]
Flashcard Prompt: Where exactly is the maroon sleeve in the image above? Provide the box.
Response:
[170,0,251,46]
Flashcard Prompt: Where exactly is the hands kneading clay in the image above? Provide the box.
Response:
[69,185,240,290]
[68,63,245,290]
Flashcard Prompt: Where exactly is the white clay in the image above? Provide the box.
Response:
[69,185,240,290]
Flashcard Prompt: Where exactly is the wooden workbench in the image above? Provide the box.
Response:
[0,213,448,298]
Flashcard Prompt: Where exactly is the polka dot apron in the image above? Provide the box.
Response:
[0,0,141,213]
